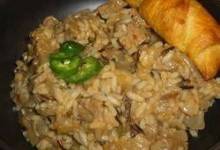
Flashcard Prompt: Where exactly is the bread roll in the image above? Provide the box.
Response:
[126,0,220,80]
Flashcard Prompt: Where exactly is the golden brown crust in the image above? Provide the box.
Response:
[126,0,220,79]
[126,0,143,7]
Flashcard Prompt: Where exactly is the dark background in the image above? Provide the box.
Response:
[0,0,220,149]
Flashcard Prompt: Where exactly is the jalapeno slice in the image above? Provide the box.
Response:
[49,52,81,78]
[65,56,103,83]
[49,41,103,84]
[60,41,85,57]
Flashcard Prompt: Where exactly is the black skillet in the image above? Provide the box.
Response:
[0,0,220,149]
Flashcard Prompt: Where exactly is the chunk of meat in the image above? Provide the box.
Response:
[118,23,147,52]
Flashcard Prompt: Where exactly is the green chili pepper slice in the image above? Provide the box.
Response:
[60,41,85,56]
[65,56,103,83]
[49,52,81,78]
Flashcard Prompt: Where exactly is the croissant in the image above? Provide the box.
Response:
[126,0,220,80]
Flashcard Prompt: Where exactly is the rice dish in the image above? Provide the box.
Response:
[11,0,220,149]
